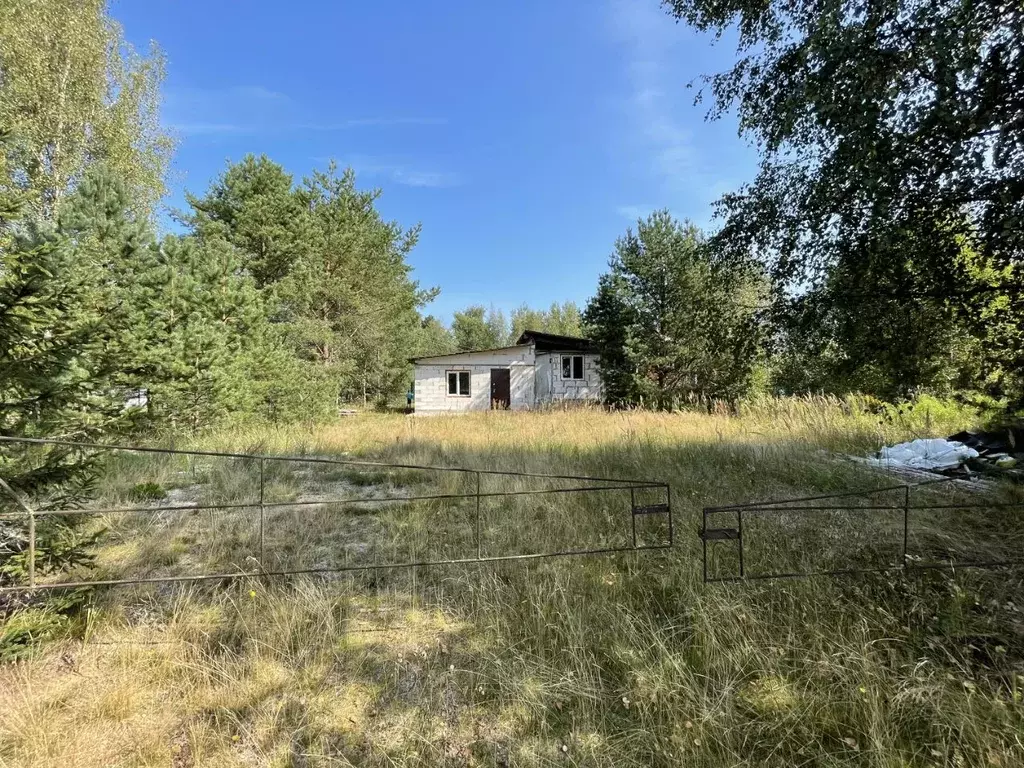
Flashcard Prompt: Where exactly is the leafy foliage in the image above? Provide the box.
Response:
[585,211,765,408]
[0,0,172,217]
[509,301,583,340]
[452,305,504,351]
[414,315,456,357]
[666,0,1024,406]
[771,228,1009,401]
[188,157,436,408]
[450,302,585,352]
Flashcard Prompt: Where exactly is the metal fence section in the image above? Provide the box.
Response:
[700,479,1024,582]
[0,436,672,592]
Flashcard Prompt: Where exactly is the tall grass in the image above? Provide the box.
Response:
[3,398,1024,767]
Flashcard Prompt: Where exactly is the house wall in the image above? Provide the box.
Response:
[413,346,535,413]
[535,351,602,404]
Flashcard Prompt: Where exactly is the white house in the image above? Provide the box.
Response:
[411,331,602,413]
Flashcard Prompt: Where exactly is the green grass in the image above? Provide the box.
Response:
[3,398,1024,766]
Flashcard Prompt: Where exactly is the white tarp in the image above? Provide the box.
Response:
[867,438,979,471]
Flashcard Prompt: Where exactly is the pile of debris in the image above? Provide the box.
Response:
[947,428,1022,470]
[861,427,1024,483]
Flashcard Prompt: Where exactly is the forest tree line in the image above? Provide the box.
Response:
[0,1,588,445]
[585,0,1023,414]
[3,0,1023,462]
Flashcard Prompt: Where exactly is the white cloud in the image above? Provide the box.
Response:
[164,85,287,136]
[604,0,758,231]
[608,0,696,182]
[616,204,653,220]
[332,155,463,189]
[170,122,249,136]
[165,84,287,109]
[230,85,288,102]
[390,169,462,188]
[165,85,445,137]
[604,0,736,226]
[310,117,448,129]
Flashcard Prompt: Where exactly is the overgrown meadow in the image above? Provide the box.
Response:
[3,397,1024,767]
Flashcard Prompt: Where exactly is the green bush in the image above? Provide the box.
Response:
[0,607,66,661]
[128,481,165,502]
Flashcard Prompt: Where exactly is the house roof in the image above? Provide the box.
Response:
[409,330,596,363]
[409,343,529,363]
[515,330,597,352]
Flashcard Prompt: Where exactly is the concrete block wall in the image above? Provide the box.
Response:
[413,346,535,413]
[538,352,602,403]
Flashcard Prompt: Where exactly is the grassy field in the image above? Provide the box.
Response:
[3,398,1024,767]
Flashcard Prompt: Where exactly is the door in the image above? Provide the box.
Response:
[490,368,511,409]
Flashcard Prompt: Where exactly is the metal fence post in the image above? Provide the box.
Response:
[902,484,910,570]
[630,486,637,548]
[737,509,745,578]
[666,484,673,546]
[259,458,266,569]
[475,472,482,560]
[27,505,35,587]
[702,507,708,584]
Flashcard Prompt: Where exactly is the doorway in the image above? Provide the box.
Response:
[489,368,510,409]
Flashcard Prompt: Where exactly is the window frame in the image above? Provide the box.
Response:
[561,354,585,381]
[446,369,471,397]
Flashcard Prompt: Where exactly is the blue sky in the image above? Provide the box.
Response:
[112,0,757,322]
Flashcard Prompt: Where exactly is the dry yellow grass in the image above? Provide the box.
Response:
[3,398,1024,767]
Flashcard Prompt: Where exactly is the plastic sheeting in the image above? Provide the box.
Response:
[867,438,980,471]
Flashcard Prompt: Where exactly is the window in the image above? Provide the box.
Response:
[447,370,471,396]
[561,355,584,380]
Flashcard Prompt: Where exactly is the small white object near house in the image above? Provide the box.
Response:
[123,388,148,410]
[411,330,602,414]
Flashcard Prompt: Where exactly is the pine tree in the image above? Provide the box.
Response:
[279,164,433,406]
[0,143,123,460]
[185,154,309,288]
[189,158,435,410]
[0,133,117,586]
[586,211,765,408]
[138,236,268,430]
[583,275,638,406]
[56,165,163,411]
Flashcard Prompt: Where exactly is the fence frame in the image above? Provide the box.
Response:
[700,478,1024,582]
[0,436,672,592]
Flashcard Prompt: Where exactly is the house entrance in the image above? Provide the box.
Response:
[490,368,510,409]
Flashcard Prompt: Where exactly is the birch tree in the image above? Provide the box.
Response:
[0,0,172,217]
